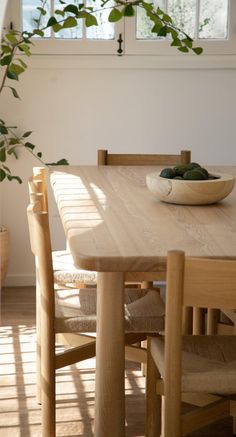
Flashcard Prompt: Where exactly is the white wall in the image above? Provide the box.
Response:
[1,58,236,285]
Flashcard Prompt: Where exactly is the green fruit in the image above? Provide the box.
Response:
[190,162,201,169]
[173,176,183,180]
[160,168,176,179]
[174,164,194,176]
[183,169,207,180]
[198,167,209,178]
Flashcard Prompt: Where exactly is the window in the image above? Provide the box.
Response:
[126,0,236,55]
[10,0,236,56]
[12,0,124,54]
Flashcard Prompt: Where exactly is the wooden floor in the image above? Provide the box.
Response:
[0,287,234,436]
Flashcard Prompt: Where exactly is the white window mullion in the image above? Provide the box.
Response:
[195,0,200,39]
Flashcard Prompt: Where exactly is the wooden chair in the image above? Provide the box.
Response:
[29,167,98,288]
[97,149,191,166]
[146,250,236,437]
[27,186,165,436]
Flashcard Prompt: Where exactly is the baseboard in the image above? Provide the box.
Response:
[3,274,36,287]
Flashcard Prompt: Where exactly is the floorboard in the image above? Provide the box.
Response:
[0,287,234,436]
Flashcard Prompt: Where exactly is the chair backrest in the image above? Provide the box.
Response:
[97,149,191,166]
[164,250,236,431]
[28,167,48,212]
[27,192,55,322]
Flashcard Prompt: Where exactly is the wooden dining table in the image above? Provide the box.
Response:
[50,165,236,437]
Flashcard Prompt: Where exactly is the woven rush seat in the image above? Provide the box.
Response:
[55,288,165,333]
[53,250,97,285]
[150,334,236,395]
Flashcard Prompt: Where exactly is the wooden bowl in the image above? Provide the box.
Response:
[146,172,235,205]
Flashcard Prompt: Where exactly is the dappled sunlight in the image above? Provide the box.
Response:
[52,173,107,238]
[0,320,145,436]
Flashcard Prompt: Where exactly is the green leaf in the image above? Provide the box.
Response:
[10,87,20,99]
[47,16,58,27]
[0,148,6,162]
[85,14,98,27]
[9,63,25,75]
[22,131,32,138]
[0,55,12,66]
[156,7,164,16]
[182,37,193,48]
[1,45,11,54]
[142,2,153,12]
[37,6,47,15]
[7,174,22,183]
[33,29,44,37]
[25,142,35,150]
[108,8,122,22]
[63,17,78,28]
[158,26,168,37]
[64,4,79,15]
[192,47,203,55]
[7,147,18,158]
[163,13,172,23]
[9,138,19,145]
[178,46,189,53]
[123,4,135,17]
[0,169,6,182]
[55,9,65,17]
[6,33,18,45]
[53,23,63,32]
[151,22,162,34]
[6,69,19,81]
[171,37,181,47]
[0,125,8,135]
[0,141,5,147]
[18,43,31,56]
[17,58,27,69]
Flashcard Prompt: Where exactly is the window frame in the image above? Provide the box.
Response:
[8,0,236,58]
[10,0,124,55]
[125,0,236,56]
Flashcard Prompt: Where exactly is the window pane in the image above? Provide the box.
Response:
[54,0,82,39]
[167,0,197,39]
[22,0,51,36]
[86,0,115,40]
[199,0,229,39]
[136,0,166,40]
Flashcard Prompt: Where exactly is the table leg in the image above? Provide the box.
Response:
[94,272,125,437]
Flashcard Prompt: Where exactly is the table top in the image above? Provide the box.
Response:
[50,165,236,272]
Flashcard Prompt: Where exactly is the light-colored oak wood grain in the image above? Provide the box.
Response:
[50,165,236,272]
[146,251,236,437]
[97,149,191,166]
[94,271,125,437]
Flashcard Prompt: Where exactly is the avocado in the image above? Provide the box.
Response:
[183,169,207,180]
[174,164,195,176]
[189,162,201,169]
[198,167,209,178]
[160,168,176,179]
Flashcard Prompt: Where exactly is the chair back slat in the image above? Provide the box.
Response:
[97,149,191,166]
[183,257,236,309]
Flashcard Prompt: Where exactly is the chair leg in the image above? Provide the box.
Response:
[233,417,236,435]
[193,308,205,334]
[207,309,220,335]
[36,277,41,404]
[146,339,161,437]
[41,311,55,436]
